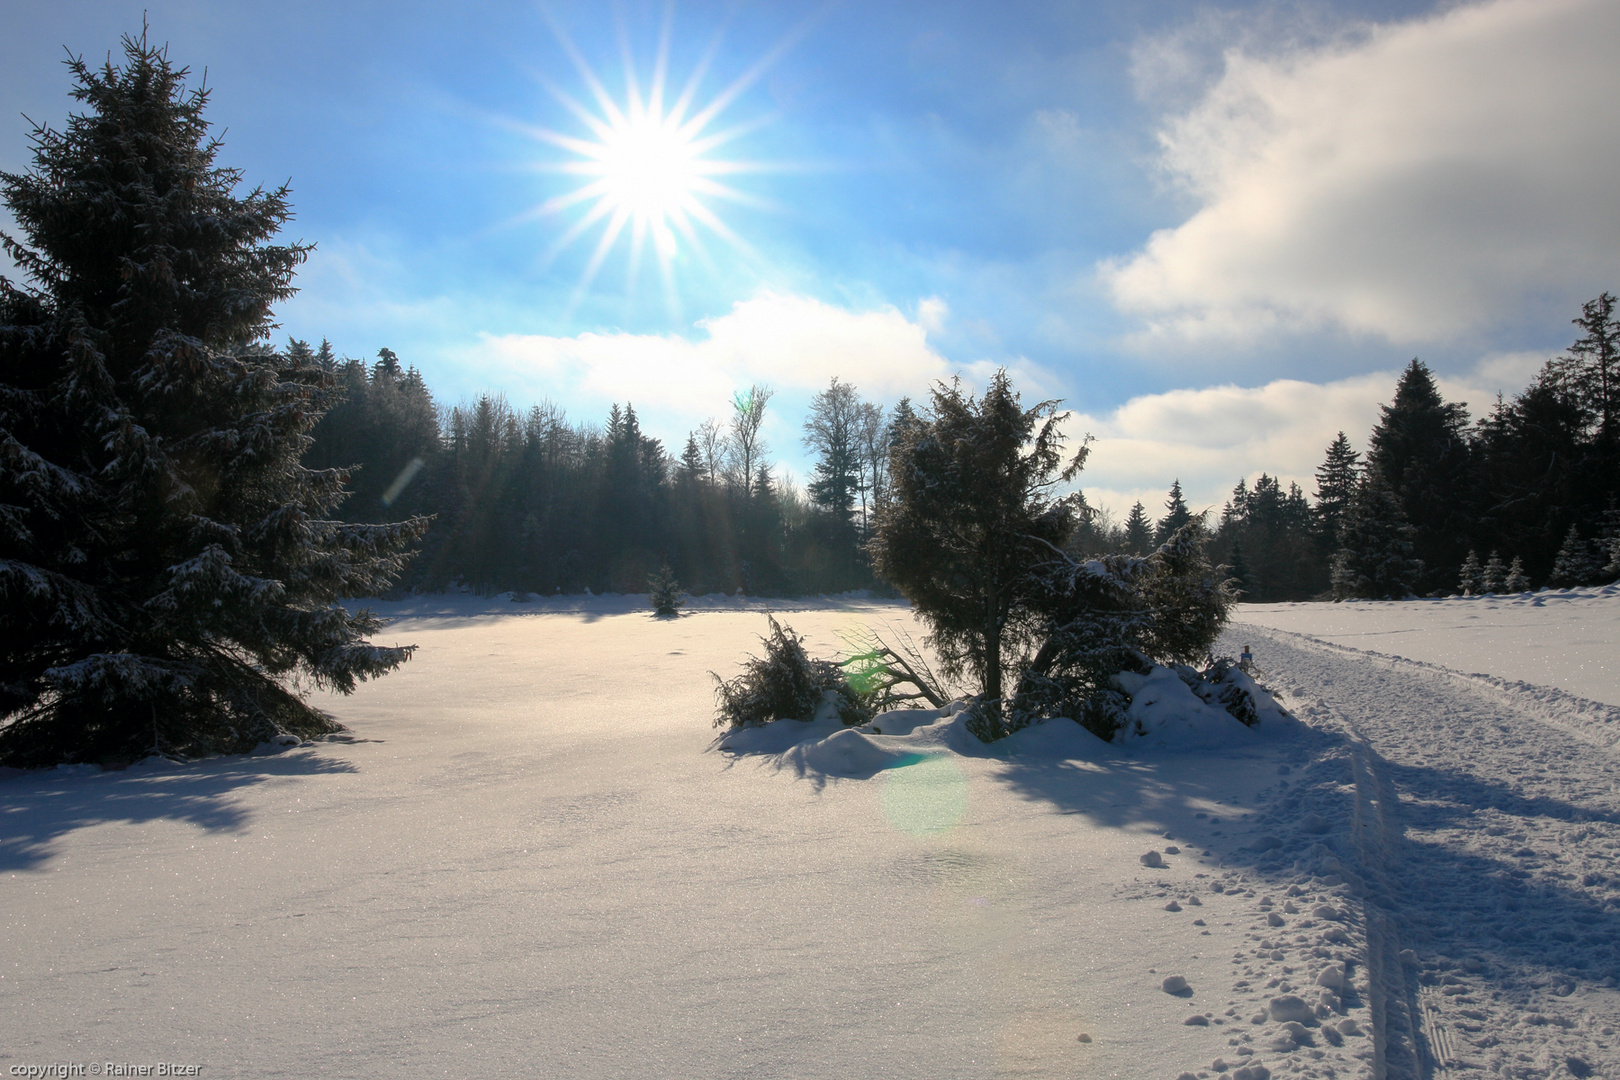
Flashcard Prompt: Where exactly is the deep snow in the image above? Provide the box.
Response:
[1,588,1616,1078]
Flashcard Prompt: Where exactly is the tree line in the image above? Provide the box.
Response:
[299,353,911,597]
[1069,300,1620,600]
[307,290,1620,604]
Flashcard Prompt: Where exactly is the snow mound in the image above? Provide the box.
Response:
[718,663,1296,774]
[1111,665,1294,751]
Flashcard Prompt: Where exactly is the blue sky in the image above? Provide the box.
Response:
[4,0,1618,518]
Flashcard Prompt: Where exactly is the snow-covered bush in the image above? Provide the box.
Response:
[711,617,868,728]
[1001,522,1236,741]
[648,563,685,617]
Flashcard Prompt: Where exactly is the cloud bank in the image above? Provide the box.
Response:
[1073,352,1546,519]
[1105,0,1620,345]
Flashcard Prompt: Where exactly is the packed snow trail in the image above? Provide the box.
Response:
[1234,622,1620,1079]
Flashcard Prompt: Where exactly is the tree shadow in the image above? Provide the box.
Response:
[0,751,358,871]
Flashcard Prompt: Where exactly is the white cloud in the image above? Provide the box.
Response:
[464,291,963,449]
[1105,0,1620,345]
[1072,352,1547,518]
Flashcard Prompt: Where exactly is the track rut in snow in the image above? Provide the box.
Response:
[1237,624,1620,1079]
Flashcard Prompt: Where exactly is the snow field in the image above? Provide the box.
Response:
[4,589,1614,1078]
[2,600,1317,1079]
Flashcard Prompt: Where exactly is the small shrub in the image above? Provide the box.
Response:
[711,616,869,728]
[648,563,685,617]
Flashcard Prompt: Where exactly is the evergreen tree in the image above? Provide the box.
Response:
[648,562,684,617]
[1504,556,1532,592]
[801,377,862,522]
[1457,550,1484,596]
[0,31,426,764]
[1156,480,1194,545]
[1330,471,1422,600]
[1227,538,1251,600]
[1313,432,1361,555]
[1556,292,1619,444]
[870,372,1085,737]
[679,434,704,480]
[1367,360,1473,593]
[1123,501,1154,554]
[1482,551,1507,593]
[1549,524,1600,587]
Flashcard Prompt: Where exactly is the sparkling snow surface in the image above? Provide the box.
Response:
[2,588,1617,1079]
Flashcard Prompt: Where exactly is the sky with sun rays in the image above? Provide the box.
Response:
[4,0,1620,517]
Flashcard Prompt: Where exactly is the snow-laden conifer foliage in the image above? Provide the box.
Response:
[0,31,428,764]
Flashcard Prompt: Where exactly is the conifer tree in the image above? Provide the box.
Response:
[1558,292,1619,443]
[1123,501,1153,554]
[1227,538,1252,600]
[1549,525,1600,587]
[1330,471,1422,600]
[1482,551,1507,593]
[870,371,1085,738]
[1156,480,1194,545]
[1367,360,1473,593]
[1504,556,1532,593]
[0,31,427,764]
[1313,432,1361,554]
[1457,550,1484,595]
[802,377,862,523]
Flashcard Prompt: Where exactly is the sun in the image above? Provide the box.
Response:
[522,15,785,313]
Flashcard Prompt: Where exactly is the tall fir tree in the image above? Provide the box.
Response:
[1313,432,1361,555]
[0,31,426,764]
[1367,360,1473,593]
[1330,471,1422,600]
[1123,501,1154,554]
[1156,479,1194,545]
[1557,292,1619,444]
[1481,551,1507,593]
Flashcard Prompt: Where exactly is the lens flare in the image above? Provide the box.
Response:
[882,753,969,835]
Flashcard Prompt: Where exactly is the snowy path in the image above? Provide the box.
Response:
[1235,622,1620,1079]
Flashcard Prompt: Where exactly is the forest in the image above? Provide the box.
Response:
[303,292,1620,602]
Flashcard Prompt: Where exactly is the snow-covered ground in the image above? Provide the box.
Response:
[2,588,1616,1079]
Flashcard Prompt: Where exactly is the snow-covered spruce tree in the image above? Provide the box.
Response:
[0,33,427,765]
[1549,525,1601,587]
[1482,551,1507,594]
[1329,470,1422,600]
[1457,550,1484,596]
[1503,556,1533,593]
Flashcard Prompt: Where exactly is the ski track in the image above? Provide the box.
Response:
[1232,623,1620,1080]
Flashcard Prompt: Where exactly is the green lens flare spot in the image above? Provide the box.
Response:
[882,753,968,835]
